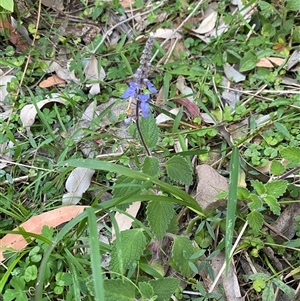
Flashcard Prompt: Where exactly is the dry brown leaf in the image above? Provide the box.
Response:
[256,58,274,68]
[267,57,285,66]
[119,0,134,8]
[111,202,141,241]
[39,75,66,88]
[0,206,87,262]
[194,11,218,34]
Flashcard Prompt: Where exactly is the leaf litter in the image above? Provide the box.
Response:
[1,0,300,300]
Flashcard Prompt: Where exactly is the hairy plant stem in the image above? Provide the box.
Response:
[135,99,151,157]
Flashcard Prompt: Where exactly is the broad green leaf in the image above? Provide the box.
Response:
[272,278,295,297]
[113,175,142,198]
[284,238,300,248]
[248,194,263,211]
[0,0,14,11]
[142,156,160,177]
[247,211,264,233]
[146,200,175,239]
[139,116,159,149]
[171,236,196,277]
[225,146,239,271]
[148,278,180,301]
[286,0,300,11]
[138,282,154,299]
[165,155,193,185]
[262,281,274,301]
[280,146,300,163]
[264,195,280,215]
[270,160,285,176]
[239,52,257,72]
[104,279,136,301]
[251,180,266,195]
[110,229,147,274]
[265,180,288,198]
[258,1,276,18]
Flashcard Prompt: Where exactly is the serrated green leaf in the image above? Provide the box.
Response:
[265,180,288,198]
[280,147,300,163]
[148,278,180,301]
[272,278,295,297]
[262,281,274,301]
[113,175,142,198]
[248,194,263,211]
[171,236,196,277]
[139,116,159,149]
[110,229,147,274]
[146,200,175,239]
[247,211,264,233]
[104,279,136,301]
[264,195,280,215]
[139,282,155,299]
[239,52,257,72]
[251,180,266,195]
[270,161,285,176]
[286,0,300,11]
[142,156,160,177]
[165,155,193,185]
[0,0,14,11]
[237,187,250,200]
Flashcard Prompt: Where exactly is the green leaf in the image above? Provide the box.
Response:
[280,146,300,164]
[272,278,295,297]
[239,52,257,72]
[274,122,290,138]
[138,282,154,299]
[146,200,175,239]
[225,146,239,271]
[0,0,14,11]
[104,279,136,301]
[3,289,27,301]
[110,229,147,274]
[264,195,280,215]
[262,281,274,301]
[270,161,285,176]
[258,1,276,18]
[265,180,288,198]
[113,175,142,198]
[248,194,263,211]
[165,155,193,185]
[253,278,266,292]
[142,156,160,177]
[171,236,196,277]
[24,265,38,282]
[286,0,300,11]
[251,180,266,195]
[247,211,264,233]
[139,116,159,149]
[148,278,180,301]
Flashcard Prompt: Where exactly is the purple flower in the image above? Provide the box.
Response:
[120,82,139,99]
[146,81,157,93]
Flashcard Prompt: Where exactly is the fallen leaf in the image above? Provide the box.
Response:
[111,202,141,241]
[256,58,274,68]
[267,57,285,66]
[153,28,182,40]
[0,206,86,262]
[224,63,246,82]
[0,74,16,101]
[62,167,95,205]
[174,98,201,118]
[20,98,66,128]
[0,18,29,52]
[42,61,74,82]
[39,75,66,88]
[156,108,180,124]
[84,55,106,95]
[194,11,218,34]
[119,0,135,8]
[41,0,64,10]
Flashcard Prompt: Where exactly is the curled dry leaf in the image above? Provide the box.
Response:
[224,63,246,83]
[256,58,274,68]
[42,61,74,82]
[194,11,218,34]
[153,28,182,40]
[156,108,180,124]
[0,206,86,262]
[20,98,66,128]
[39,74,66,88]
[62,167,95,205]
[84,55,106,95]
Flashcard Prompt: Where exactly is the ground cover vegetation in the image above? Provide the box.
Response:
[0,0,300,300]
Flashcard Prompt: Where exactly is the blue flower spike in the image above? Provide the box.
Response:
[121,35,157,118]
